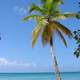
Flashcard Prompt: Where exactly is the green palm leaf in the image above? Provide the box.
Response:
[52,21,72,38]
[52,13,80,20]
[56,29,67,47]
[32,25,42,47]
[59,13,80,19]
[23,15,42,21]
[63,13,80,19]
[32,19,47,47]
[29,3,46,14]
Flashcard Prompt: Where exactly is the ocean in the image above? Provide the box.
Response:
[0,72,80,80]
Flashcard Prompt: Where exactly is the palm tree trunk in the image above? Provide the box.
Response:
[50,38,61,80]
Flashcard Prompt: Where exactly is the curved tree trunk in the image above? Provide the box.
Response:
[50,38,61,80]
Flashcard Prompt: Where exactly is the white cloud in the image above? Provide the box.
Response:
[13,6,27,16]
[0,58,37,67]
[0,58,8,65]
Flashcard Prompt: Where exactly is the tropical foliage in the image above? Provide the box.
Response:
[73,30,80,58]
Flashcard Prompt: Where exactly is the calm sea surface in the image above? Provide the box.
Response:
[0,72,80,80]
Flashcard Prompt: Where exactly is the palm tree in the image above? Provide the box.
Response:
[23,0,80,80]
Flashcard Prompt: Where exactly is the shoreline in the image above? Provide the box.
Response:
[0,71,80,74]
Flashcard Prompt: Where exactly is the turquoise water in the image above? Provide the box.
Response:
[0,72,80,80]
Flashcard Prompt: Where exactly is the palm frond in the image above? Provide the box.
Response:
[63,13,77,17]
[76,12,80,19]
[32,19,47,47]
[29,3,45,14]
[32,25,42,48]
[52,13,80,20]
[56,29,67,47]
[52,21,72,38]
[59,13,80,19]
[23,15,42,21]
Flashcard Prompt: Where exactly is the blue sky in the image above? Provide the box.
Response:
[0,0,80,73]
